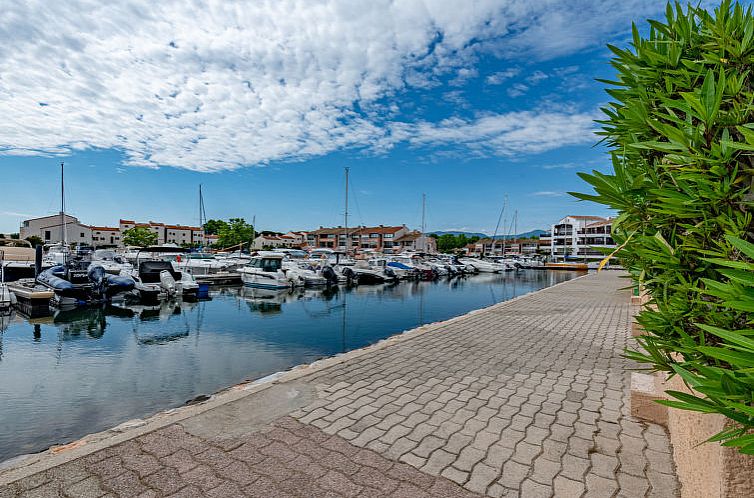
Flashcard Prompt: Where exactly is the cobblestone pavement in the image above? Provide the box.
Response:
[1,272,678,497]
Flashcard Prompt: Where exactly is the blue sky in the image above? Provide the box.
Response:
[0,1,695,235]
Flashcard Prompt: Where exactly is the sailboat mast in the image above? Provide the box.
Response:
[198,184,204,248]
[60,162,67,245]
[344,167,349,254]
[490,196,505,257]
[421,193,426,251]
[501,195,508,256]
[251,215,255,251]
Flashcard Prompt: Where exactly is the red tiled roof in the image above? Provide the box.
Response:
[586,218,613,228]
[566,215,606,220]
[357,225,405,234]
[89,226,119,231]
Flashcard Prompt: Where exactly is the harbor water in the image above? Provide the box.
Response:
[0,270,581,462]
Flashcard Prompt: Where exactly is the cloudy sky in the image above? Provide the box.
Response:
[0,1,682,234]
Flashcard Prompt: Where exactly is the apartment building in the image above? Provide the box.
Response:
[90,226,121,246]
[251,234,297,250]
[392,231,437,253]
[20,213,92,246]
[466,238,547,257]
[119,220,166,245]
[550,215,615,260]
[307,225,410,253]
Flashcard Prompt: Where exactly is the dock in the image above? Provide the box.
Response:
[194,272,242,286]
[0,272,678,497]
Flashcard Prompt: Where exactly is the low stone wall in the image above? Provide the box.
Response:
[630,338,754,497]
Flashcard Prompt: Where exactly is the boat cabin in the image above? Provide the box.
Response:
[247,253,284,272]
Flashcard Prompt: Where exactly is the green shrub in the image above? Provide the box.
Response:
[573,1,754,452]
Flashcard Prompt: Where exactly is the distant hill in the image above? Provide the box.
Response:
[429,229,548,240]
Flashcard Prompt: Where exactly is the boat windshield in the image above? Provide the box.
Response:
[248,258,282,272]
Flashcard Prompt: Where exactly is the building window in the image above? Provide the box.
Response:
[370,233,379,238]
[44,230,51,240]
[384,234,394,239]
[80,232,84,238]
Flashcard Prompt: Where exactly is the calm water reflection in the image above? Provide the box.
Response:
[0,270,581,461]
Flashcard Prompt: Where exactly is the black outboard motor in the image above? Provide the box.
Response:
[321,266,339,286]
[88,264,107,299]
[384,267,396,279]
[341,267,357,285]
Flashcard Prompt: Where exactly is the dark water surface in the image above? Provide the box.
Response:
[0,270,582,462]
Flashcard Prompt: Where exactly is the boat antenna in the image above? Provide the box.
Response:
[490,195,506,257]
[344,167,349,255]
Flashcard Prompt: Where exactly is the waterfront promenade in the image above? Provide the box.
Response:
[0,272,678,497]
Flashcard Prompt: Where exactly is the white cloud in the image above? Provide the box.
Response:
[0,0,648,171]
[0,210,39,218]
[507,83,529,98]
[530,191,564,197]
[392,111,597,156]
[486,68,520,85]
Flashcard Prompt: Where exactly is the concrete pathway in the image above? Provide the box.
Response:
[0,272,678,497]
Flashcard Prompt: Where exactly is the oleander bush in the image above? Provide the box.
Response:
[572,0,754,452]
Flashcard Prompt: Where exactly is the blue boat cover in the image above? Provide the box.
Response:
[387,262,412,270]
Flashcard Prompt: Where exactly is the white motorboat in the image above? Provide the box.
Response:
[159,269,200,298]
[282,261,328,287]
[90,249,133,275]
[390,254,435,279]
[424,259,451,276]
[168,252,232,276]
[42,243,71,267]
[215,251,251,270]
[240,252,293,289]
[459,257,506,273]
[349,260,396,284]
[128,247,204,301]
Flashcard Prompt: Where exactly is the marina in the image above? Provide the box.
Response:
[0,269,581,463]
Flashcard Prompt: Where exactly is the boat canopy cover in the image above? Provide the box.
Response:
[139,261,180,283]
[387,262,412,270]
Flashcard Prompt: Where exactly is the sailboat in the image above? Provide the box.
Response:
[35,163,135,308]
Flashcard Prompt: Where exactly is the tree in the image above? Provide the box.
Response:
[203,219,228,235]
[217,218,255,249]
[122,227,158,247]
[573,1,754,452]
[9,233,19,239]
[25,235,43,247]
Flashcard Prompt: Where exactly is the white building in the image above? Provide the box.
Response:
[165,225,200,245]
[120,220,167,246]
[89,226,121,247]
[550,215,615,260]
[251,234,298,250]
[20,213,92,245]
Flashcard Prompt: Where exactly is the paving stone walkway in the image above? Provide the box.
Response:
[0,271,679,497]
